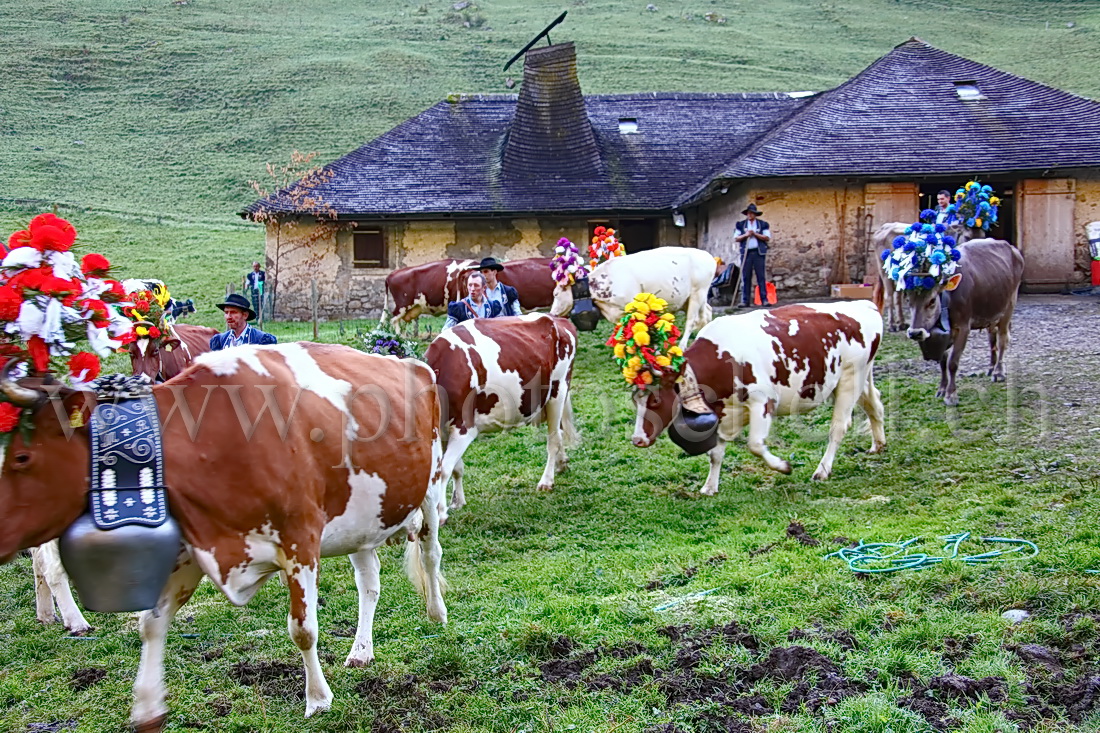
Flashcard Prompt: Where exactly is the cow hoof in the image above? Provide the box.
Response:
[943,395,959,407]
[992,373,1006,383]
[778,461,793,475]
[132,714,167,733]
[699,485,719,496]
[811,469,829,481]
[867,444,886,455]
[536,482,553,492]
[344,656,373,668]
[67,625,95,637]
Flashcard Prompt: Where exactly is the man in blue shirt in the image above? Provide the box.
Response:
[443,272,502,330]
[209,293,278,350]
[475,257,521,316]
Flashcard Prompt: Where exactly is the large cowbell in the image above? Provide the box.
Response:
[917,290,953,362]
[668,406,719,456]
[59,394,181,613]
[569,277,601,332]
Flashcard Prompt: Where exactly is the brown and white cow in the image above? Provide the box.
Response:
[383,257,555,333]
[631,301,886,492]
[904,238,1025,405]
[128,323,219,382]
[426,314,578,509]
[0,342,447,730]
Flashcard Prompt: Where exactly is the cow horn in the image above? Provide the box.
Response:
[0,358,45,408]
[131,320,156,329]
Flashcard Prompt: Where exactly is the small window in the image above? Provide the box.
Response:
[618,118,639,134]
[353,229,386,268]
[954,81,985,101]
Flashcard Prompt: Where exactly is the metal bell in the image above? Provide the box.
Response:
[59,512,182,613]
[668,407,720,456]
[569,277,602,331]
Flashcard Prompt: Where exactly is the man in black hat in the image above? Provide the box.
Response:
[209,293,278,350]
[475,257,521,317]
[734,203,773,307]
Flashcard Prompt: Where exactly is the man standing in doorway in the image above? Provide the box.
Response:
[934,190,956,225]
[735,203,773,307]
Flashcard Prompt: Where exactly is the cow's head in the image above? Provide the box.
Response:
[126,321,184,382]
[906,273,962,342]
[630,365,719,454]
[0,361,96,563]
[550,283,574,317]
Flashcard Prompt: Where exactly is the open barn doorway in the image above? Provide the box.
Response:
[587,219,658,255]
[919,181,1016,244]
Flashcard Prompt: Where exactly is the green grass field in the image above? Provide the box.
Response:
[2,0,1099,222]
[1,317,1099,732]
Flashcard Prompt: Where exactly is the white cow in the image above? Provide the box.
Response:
[426,314,579,509]
[32,541,92,634]
[551,247,717,347]
[631,301,886,493]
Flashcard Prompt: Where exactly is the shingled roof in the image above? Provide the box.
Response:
[246,91,807,217]
[679,37,1100,205]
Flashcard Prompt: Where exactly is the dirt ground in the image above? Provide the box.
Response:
[871,294,1100,445]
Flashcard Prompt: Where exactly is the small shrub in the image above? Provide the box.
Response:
[357,327,423,359]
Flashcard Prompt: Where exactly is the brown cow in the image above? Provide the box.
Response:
[426,314,578,509]
[128,323,218,382]
[904,238,1025,405]
[631,301,886,492]
[0,342,447,730]
[383,257,554,333]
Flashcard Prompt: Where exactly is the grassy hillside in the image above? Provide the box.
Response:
[2,0,1099,223]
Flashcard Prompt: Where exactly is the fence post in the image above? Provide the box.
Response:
[311,279,318,341]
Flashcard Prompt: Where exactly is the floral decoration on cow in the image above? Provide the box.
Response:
[953,180,999,232]
[881,210,962,291]
[0,214,134,440]
[589,226,624,269]
[120,286,167,340]
[606,292,684,388]
[359,327,422,360]
[550,237,588,286]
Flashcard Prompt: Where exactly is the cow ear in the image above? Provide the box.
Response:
[944,273,963,291]
[163,339,181,352]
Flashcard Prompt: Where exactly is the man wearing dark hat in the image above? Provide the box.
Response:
[209,293,278,350]
[443,271,503,330]
[475,257,521,317]
[734,203,773,308]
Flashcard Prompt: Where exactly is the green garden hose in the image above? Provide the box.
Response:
[825,532,1038,574]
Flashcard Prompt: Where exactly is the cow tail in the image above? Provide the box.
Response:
[404,495,449,599]
[561,389,580,448]
[871,276,884,314]
[380,280,390,326]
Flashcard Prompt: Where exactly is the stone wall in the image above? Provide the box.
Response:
[1074,170,1100,283]
[696,179,866,299]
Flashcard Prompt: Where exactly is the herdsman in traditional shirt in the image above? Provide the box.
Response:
[475,257,521,316]
[209,293,278,350]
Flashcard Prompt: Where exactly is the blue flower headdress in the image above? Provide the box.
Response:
[953,181,999,232]
[881,210,962,291]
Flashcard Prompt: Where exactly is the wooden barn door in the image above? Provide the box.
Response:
[1017,178,1076,291]
[863,182,919,272]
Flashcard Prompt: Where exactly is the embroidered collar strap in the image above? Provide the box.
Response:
[88,394,168,530]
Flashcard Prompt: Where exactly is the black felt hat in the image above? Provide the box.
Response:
[216,292,257,321]
[742,203,763,216]
[476,257,504,271]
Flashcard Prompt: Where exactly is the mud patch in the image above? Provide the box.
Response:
[786,521,820,546]
[69,668,106,691]
[540,649,599,685]
[745,645,840,682]
[781,671,867,713]
[355,674,450,731]
[228,660,305,701]
[941,635,978,664]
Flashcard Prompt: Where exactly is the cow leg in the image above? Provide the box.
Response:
[285,560,334,717]
[943,327,970,406]
[812,371,861,481]
[700,439,728,496]
[32,541,91,634]
[679,294,701,348]
[132,551,204,732]
[990,320,1010,382]
[561,390,580,449]
[441,428,477,511]
[858,370,887,455]
[344,549,381,668]
[405,489,448,624]
[745,397,791,474]
[537,392,566,491]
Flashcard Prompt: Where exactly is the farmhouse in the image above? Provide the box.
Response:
[246,38,1100,319]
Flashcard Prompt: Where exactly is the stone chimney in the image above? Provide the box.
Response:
[502,42,601,179]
